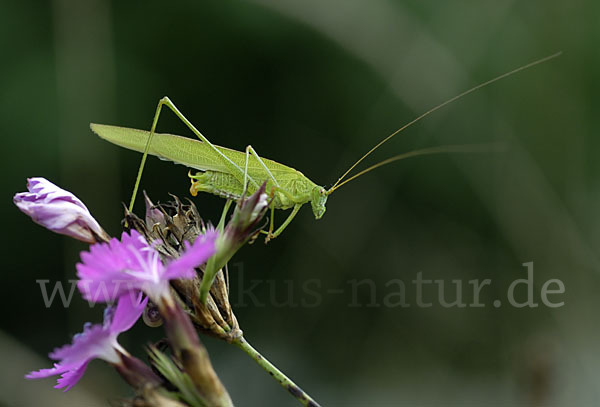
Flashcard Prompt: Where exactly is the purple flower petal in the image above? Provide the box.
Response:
[54,361,90,391]
[48,323,116,363]
[164,230,217,280]
[14,177,108,243]
[77,230,164,302]
[26,325,113,391]
[77,229,217,303]
[26,361,90,392]
[26,295,145,391]
[26,364,67,379]
[109,292,148,334]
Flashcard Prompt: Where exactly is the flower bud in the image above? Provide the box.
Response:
[14,177,109,243]
[215,183,269,270]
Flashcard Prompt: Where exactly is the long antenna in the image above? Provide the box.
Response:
[328,51,562,192]
[328,143,504,193]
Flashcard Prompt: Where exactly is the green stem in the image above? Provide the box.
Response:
[217,200,233,231]
[233,336,322,407]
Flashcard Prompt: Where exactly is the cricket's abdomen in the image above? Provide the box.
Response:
[190,170,315,210]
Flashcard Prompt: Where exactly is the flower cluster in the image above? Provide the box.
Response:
[14,178,222,399]
[15,176,321,407]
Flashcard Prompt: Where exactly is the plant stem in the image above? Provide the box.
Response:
[232,336,322,407]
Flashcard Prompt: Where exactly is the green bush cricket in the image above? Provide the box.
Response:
[91,52,560,241]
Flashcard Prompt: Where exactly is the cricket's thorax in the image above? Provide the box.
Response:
[190,170,316,210]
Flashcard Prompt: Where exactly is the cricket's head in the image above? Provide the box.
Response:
[310,186,328,220]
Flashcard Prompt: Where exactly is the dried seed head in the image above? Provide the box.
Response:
[125,193,241,342]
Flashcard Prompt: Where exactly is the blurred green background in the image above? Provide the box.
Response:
[1,0,598,406]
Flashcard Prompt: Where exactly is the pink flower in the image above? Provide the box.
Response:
[26,294,147,391]
[77,229,217,303]
[13,177,108,243]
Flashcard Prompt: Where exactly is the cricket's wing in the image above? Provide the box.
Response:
[91,123,276,174]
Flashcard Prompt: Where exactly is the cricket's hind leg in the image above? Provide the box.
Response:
[130,96,255,212]
[243,145,280,190]
[131,97,261,209]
